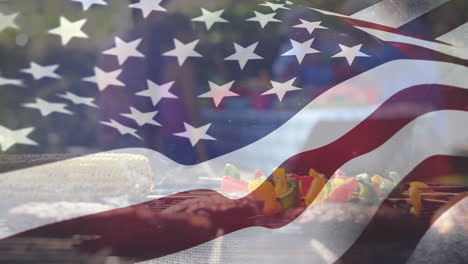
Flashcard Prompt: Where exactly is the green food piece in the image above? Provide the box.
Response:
[356,173,370,184]
[279,178,300,209]
[358,182,379,204]
[224,163,240,180]
[389,171,402,183]
[379,181,396,197]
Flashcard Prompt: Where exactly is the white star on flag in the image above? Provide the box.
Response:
[224,42,263,70]
[293,19,327,34]
[22,98,73,116]
[129,0,166,18]
[259,1,291,11]
[121,106,161,127]
[0,126,37,152]
[57,91,97,107]
[174,122,216,146]
[136,80,177,106]
[0,12,19,32]
[102,37,144,65]
[0,77,23,87]
[331,43,370,65]
[101,119,142,140]
[163,39,202,66]
[281,38,319,63]
[192,8,228,30]
[21,62,61,80]
[262,77,301,101]
[198,80,239,107]
[48,16,88,46]
[72,0,108,11]
[82,67,125,92]
[246,11,281,28]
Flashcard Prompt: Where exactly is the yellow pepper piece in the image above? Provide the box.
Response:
[410,182,430,191]
[305,174,326,206]
[408,182,428,216]
[408,186,422,216]
[273,168,287,197]
[371,174,385,186]
[251,180,281,216]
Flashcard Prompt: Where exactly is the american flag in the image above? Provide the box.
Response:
[0,0,467,263]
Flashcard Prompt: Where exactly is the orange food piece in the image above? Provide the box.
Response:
[311,183,329,205]
[251,180,281,216]
[305,174,326,206]
[309,168,318,178]
[262,199,282,216]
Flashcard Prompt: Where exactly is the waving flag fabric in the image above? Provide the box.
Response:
[0,0,408,164]
[0,0,467,263]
